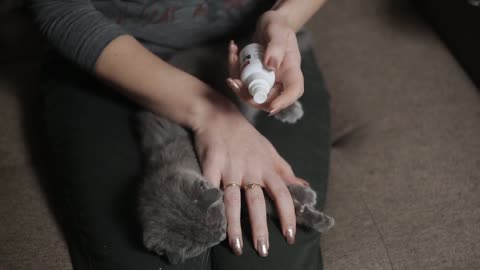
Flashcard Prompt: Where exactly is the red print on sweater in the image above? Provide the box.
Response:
[226,0,247,9]
[150,7,176,24]
[116,1,249,25]
[193,2,208,17]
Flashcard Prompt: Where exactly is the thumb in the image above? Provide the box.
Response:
[263,25,289,70]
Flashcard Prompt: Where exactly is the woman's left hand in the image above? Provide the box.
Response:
[226,10,304,116]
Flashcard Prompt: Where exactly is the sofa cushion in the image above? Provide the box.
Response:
[309,0,480,269]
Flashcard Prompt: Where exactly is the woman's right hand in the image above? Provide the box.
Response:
[192,102,309,257]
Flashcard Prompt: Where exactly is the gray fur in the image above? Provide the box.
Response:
[138,31,333,264]
[274,101,304,123]
[138,112,227,264]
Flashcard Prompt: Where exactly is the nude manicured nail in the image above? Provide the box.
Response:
[266,58,277,70]
[226,78,240,91]
[230,236,242,256]
[268,107,281,116]
[286,225,295,245]
[257,237,268,257]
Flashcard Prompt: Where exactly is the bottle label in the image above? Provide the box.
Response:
[239,43,264,72]
[241,59,250,71]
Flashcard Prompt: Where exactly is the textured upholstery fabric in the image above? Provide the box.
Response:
[1,0,479,269]
[310,1,480,269]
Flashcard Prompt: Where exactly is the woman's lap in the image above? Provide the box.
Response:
[40,48,330,270]
[40,55,208,270]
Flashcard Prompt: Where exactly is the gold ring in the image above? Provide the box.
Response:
[243,181,264,191]
[222,183,241,191]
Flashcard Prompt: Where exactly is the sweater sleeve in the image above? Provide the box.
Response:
[30,0,128,71]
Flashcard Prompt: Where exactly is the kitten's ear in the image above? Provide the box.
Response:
[166,249,186,265]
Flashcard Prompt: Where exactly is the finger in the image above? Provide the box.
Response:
[296,176,311,187]
[222,179,243,256]
[244,180,269,257]
[262,83,282,110]
[243,83,282,111]
[269,64,304,113]
[263,174,297,245]
[232,78,245,90]
[276,157,305,186]
[225,78,260,108]
[228,40,240,79]
[228,80,282,112]
[222,162,244,256]
[226,78,248,99]
[201,153,223,188]
[263,26,290,70]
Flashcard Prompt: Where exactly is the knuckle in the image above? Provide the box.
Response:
[204,152,223,168]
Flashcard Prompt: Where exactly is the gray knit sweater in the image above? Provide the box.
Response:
[30,0,272,70]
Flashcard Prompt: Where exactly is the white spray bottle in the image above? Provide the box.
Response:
[239,43,276,104]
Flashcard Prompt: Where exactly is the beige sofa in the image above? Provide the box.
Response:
[1,0,479,269]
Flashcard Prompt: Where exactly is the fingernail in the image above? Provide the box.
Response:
[266,58,277,70]
[257,237,268,257]
[230,236,242,256]
[268,107,281,116]
[286,225,295,245]
[226,78,240,91]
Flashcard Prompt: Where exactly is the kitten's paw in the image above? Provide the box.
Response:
[140,170,226,264]
[288,184,317,208]
[287,184,334,233]
[297,206,335,233]
[274,101,304,124]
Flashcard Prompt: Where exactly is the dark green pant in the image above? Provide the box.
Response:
[40,48,330,270]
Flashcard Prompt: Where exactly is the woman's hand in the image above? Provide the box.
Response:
[192,102,309,256]
[226,10,304,115]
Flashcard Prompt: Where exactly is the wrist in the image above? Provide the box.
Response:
[134,64,243,132]
[270,0,327,32]
[268,5,297,31]
[188,91,244,133]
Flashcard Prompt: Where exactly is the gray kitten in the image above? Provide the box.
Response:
[138,32,334,264]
